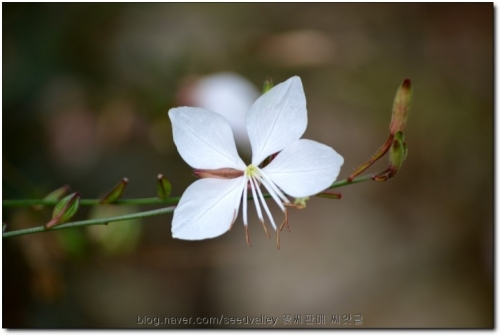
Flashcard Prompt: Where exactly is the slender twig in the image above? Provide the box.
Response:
[2,207,176,238]
[2,197,181,207]
[3,173,372,208]
[328,173,374,189]
[2,173,376,239]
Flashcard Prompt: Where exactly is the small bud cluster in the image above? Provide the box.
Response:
[348,78,412,182]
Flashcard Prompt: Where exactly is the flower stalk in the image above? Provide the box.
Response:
[2,76,412,243]
[348,78,412,182]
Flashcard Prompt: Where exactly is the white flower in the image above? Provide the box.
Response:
[187,72,260,155]
[168,76,344,245]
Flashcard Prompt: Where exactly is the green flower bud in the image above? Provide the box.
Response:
[157,174,172,199]
[33,184,70,210]
[100,178,129,204]
[263,77,274,94]
[46,192,81,229]
[389,131,408,171]
[45,184,70,202]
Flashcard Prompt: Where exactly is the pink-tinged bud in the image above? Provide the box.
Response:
[389,78,412,135]
[46,192,81,229]
[157,174,172,199]
[193,168,244,180]
[263,77,274,94]
[100,178,129,204]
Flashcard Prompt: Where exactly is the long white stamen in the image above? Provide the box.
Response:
[254,172,284,212]
[248,176,264,223]
[253,177,277,230]
[242,175,248,226]
[259,169,290,204]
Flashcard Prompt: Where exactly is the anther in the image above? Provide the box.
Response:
[260,218,270,238]
[245,225,252,247]
[279,208,290,232]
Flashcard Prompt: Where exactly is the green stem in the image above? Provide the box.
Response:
[3,207,175,238]
[3,197,180,207]
[3,174,373,208]
[328,173,374,189]
[2,173,375,239]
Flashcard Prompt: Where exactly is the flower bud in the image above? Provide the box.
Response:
[389,78,412,135]
[100,178,128,204]
[33,184,70,210]
[46,192,81,229]
[263,77,274,94]
[157,174,172,199]
[316,190,342,200]
[389,131,408,172]
[293,196,310,209]
[372,131,408,182]
[45,184,70,202]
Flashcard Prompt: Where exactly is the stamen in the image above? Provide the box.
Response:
[249,177,270,238]
[261,220,270,238]
[242,176,248,226]
[259,169,290,204]
[245,225,252,247]
[253,177,277,231]
[284,203,306,210]
[254,173,284,212]
[279,208,290,232]
[248,176,264,223]
[276,228,280,250]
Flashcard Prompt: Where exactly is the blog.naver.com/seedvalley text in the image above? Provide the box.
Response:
[137,314,364,327]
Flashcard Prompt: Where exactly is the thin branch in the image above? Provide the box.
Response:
[3,197,180,207]
[3,207,175,238]
[328,173,374,189]
[2,173,376,239]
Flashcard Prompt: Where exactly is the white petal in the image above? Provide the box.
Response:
[172,176,245,240]
[246,76,307,165]
[169,107,245,170]
[262,139,344,197]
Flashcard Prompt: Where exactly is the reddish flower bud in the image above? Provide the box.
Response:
[389,78,412,135]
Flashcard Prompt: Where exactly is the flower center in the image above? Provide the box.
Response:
[245,164,259,178]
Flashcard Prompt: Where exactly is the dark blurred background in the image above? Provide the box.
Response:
[2,3,493,328]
